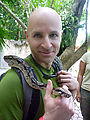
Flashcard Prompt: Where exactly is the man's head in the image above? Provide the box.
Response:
[26,7,62,69]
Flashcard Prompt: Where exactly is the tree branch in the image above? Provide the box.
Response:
[50,0,54,8]
[59,41,87,70]
[0,1,27,29]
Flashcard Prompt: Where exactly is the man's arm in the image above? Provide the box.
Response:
[76,61,86,102]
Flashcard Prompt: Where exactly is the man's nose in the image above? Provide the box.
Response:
[41,36,52,49]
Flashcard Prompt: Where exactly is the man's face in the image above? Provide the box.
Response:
[27,9,62,68]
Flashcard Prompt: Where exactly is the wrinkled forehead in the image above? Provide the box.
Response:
[27,7,62,34]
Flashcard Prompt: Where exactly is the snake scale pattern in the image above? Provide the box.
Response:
[4,55,71,98]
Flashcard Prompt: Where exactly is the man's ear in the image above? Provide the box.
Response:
[25,29,28,39]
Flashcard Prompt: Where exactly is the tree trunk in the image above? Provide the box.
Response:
[59,42,87,70]
[59,0,87,70]
[72,0,86,21]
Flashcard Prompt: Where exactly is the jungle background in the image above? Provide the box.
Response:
[0,0,90,70]
[0,0,90,119]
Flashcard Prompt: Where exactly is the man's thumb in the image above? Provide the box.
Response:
[45,80,53,97]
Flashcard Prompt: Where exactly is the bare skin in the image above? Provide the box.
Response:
[44,80,74,120]
[57,70,78,92]
[76,61,86,102]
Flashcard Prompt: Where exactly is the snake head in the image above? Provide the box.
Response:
[53,87,72,98]
[4,55,16,66]
[4,55,13,62]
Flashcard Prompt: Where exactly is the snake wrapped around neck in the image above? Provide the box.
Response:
[4,55,71,98]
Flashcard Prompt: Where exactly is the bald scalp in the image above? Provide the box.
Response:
[27,7,62,35]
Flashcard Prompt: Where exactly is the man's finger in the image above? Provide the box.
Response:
[45,80,53,97]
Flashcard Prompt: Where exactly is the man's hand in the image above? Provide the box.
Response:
[43,80,74,120]
[76,91,81,102]
[57,70,78,97]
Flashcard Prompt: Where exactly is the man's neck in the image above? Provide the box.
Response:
[30,54,52,70]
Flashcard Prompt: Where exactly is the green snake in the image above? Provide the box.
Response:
[4,55,71,98]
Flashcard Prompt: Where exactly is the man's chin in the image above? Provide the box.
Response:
[41,57,54,64]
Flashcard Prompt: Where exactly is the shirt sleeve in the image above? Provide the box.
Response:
[81,52,88,63]
[0,69,24,119]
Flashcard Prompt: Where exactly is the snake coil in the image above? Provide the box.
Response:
[4,55,71,98]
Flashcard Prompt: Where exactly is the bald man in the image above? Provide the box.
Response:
[26,7,62,69]
[0,7,78,120]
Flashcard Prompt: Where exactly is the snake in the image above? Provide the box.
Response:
[4,55,71,98]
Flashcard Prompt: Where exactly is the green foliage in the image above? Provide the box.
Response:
[0,0,27,42]
[0,25,9,49]
[0,0,86,53]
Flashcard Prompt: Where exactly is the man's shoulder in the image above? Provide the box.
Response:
[82,52,90,57]
[1,69,22,87]
[81,52,90,63]
[5,69,19,78]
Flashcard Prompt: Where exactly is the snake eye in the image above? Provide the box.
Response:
[4,55,13,60]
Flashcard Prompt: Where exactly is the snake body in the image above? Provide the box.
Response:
[4,55,71,98]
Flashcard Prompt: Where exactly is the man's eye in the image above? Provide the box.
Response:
[49,34,58,38]
[33,33,41,38]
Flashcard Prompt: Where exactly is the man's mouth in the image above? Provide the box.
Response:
[39,51,54,56]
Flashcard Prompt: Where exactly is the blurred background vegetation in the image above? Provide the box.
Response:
[0,0,87,49]
[0,0,89,69]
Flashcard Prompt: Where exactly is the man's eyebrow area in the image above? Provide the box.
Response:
[50,31,59,34]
